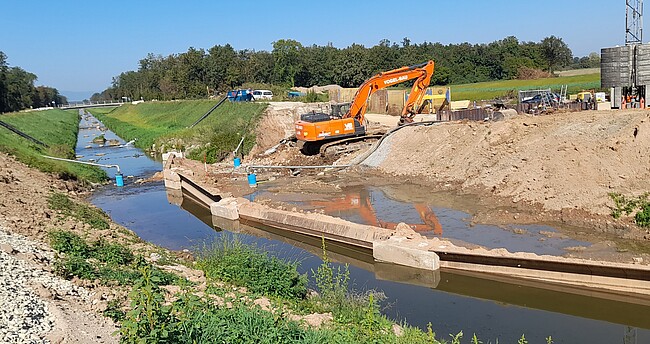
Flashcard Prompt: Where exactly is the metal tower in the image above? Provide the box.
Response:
[626,0,644,45]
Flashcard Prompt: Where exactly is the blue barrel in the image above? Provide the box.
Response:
[115,173,124,187]
[247,173,257,187]
[234,157,241,168]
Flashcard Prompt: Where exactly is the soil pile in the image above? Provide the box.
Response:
[365,110,650,215]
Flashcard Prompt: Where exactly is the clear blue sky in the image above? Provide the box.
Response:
[0,0,631,99]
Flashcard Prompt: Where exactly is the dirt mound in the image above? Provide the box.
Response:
[365,110,650,215]
[249,102,326,157]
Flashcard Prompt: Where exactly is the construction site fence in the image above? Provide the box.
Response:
[432,102,591,122]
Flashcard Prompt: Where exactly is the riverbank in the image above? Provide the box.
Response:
[0,151,464,343]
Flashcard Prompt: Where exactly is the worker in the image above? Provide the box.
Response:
[622,96,626,110]
[641,97,645,109]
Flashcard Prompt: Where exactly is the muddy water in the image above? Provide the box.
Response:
[81,113,650,343]
[245,185,592,256]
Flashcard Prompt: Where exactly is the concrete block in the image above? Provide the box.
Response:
[163,169,180,182]
[162,151,184,166]
[373,240,440,271]
[210,197,239,220]
[211,216,241,232]
[164,179,181,190]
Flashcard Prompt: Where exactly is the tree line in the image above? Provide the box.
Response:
[93,35,596,102]
[0,51,67,113]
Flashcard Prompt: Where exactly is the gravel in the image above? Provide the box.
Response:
[0,226,91,343]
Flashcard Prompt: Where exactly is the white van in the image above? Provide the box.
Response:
[252,90,273,100]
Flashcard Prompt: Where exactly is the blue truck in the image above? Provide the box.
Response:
[226,89,253,102]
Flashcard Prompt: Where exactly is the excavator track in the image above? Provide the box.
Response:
[319,135,383,157]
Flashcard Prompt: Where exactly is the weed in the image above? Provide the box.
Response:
[609,192,650,227]
[54,255,97,279]
[518,334,528,344]
[49,230,181,286]
[450,331,463,344]
[93,239,134,265]
[635,203,650,227]
[312,238,350,305]
[104,299,126,323]
[49,230,90,257]
[48,192,110,230]
[195,236,307,299]
[120,265,175,342]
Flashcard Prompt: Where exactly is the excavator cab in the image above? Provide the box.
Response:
[330,102,351,118]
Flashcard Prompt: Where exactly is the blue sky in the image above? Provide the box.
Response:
[0,0,631,99]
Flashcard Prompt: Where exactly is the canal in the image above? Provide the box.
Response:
[79,111,650,343]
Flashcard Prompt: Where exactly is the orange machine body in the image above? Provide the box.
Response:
[295,117,357,141]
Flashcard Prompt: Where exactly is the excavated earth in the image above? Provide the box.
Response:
[222,106,650,262]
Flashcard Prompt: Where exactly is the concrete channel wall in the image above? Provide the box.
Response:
[164,155,440,272]
[163,155,650,298]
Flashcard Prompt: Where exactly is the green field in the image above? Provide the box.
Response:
[0,109,105,182]
[90,100,266,163]
[449,73,601,101]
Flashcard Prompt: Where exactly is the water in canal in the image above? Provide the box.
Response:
[79,112,650,343]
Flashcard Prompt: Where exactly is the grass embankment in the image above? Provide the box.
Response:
[449,73,601,101]
[121,237,457,343]
[0,109,105,182]
[90,100,266,163]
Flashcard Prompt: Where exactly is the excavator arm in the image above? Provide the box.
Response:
[295,60,434,144]
[345,60,435,124]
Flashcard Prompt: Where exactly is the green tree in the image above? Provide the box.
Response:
[0,51,8,112]
[540,35,572,72]
[272,39,303,86]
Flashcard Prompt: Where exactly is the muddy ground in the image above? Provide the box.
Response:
[201,104,650,262]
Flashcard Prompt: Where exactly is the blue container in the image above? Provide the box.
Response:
[247,173,257,187]
[234,157,241,168]
[115,173,124,187]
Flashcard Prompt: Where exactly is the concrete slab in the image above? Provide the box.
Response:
[210,197,239,220]
[373,239,440,271]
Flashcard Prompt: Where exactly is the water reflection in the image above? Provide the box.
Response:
[246,185,591,256]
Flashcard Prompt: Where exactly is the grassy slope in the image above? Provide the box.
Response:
[90,100,266,162]
[0,109,105,182]
[449,73,601,101]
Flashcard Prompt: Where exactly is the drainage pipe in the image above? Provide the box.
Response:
[246,164,352,171]
[42,155,121,174]
[42,155,124,186]
[350,120,442,166]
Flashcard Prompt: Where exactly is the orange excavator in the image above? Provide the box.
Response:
[309,189,443,235]
[295,60,435,155]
